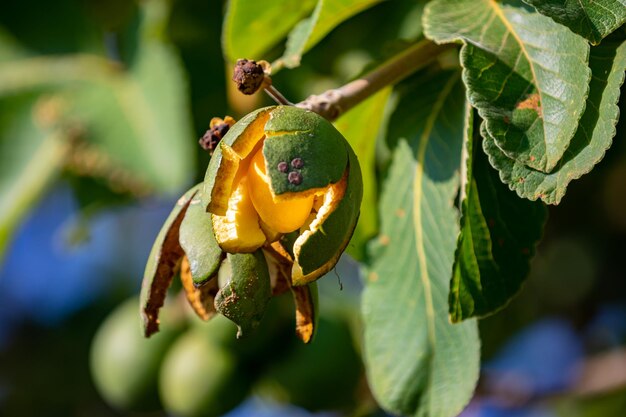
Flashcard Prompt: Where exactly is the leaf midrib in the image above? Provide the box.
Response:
[412,72,461,360]
[487,0,548,160]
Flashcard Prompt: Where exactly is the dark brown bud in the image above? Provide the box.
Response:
[277,161,289,173]
[291,158,304,169]
[288,171,303,185]
[232,59,265,95]
[199,122,231,154]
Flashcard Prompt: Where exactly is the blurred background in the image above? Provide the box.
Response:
[1,1,625,416]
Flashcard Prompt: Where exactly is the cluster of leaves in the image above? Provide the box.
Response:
[225,0,626,416]
[0,0,195,262]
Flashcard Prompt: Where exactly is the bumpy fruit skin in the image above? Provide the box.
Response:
[202,105,362,286]
[90,298,181,411]
[159,328,250,417]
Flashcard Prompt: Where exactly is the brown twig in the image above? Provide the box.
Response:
[296,40,454,121]
[232,40,454,120]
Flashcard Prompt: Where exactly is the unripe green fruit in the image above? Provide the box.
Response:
[159,328,250,417]
[90,297,181,411]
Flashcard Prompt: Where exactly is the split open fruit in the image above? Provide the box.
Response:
[140,106,362,341]
[202,105,362,286]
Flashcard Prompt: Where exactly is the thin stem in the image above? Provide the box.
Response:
[264,83,293,106]
[296,40,455,121]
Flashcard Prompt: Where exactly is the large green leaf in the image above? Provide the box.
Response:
[222,0,317,63]
[334,87,391,260]
[66,43,194,193]
[362,71,479,417]
[0,93,67,263]
[423,0,591,173]
[523,0,626,45]
[68,1,194,193]
[0,2,194,194]
[274,0,384,69]
[450,107,547,322]
[483,37,626,204]
[0,0,194,261]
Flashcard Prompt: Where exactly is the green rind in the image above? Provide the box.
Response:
[215,251,272,337]
[202,107,272,209]
[179,189,223,285]
[263,106,348,195]
[265,105,333,133]
[140,184,200,337]
[334,88,392,261]
[482,38,626,204]
[294,146,362,280]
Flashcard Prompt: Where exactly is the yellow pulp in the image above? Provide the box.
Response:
[247,148,314,233]
[212,176,266,252]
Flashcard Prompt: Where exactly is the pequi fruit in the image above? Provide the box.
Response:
[215,251,272,337]
[159,328,251,417]
[90,297,182,411]
[202,105,362,286]
[139,105,360,343]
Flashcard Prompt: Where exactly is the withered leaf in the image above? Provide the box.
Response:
[290,282,318,344]
[180,255,219,321]
[140,185,200,337]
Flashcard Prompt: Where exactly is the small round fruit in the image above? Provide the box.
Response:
[90,298,180,411]
[159,329,250,417]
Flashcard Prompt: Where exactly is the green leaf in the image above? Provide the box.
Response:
[482,37,626,204]
[274,0,384,69]
[0,93,67,263]
[450,107,547,322]
[0,1,194,194]
[424,0,591,173]
[523,0,626,45]
[334,87,391,260]
[67,41,194,193]
[362,71,479,417]
[0,26,28,62]
[222,0,317,63]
